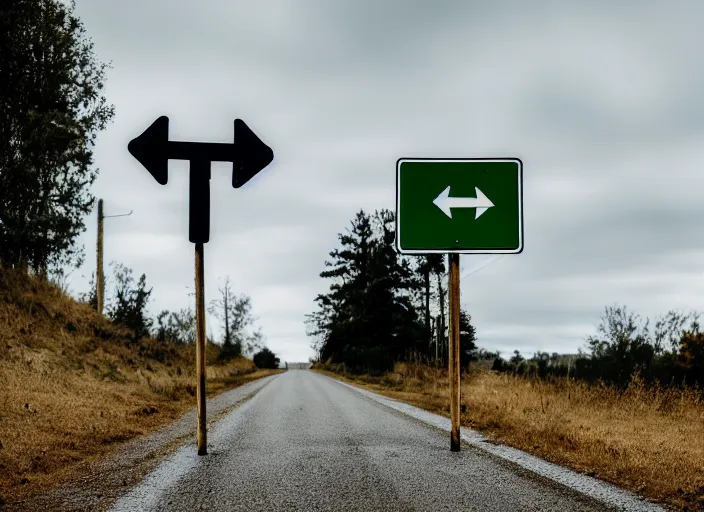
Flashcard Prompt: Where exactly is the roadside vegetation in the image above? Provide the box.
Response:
[0,267,282,505]
[3,0,702,509]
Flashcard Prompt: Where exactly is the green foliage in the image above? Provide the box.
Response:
[459,309,477,368]
[154,308,196,344]
[678,331,704,384]
[307,209,446,373]
[0,0,114,272]
[307,209,481,374]
[491,357,506,372]
[106,262,153,342]
[654,310,701,353]
[243,328,265,359]
[509,350,524,366]
[575,305,699,387]
[472,348,501,362]
[253,348,280,369]
[415,254,445,345]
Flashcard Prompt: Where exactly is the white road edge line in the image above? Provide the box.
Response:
[326,374,665,512]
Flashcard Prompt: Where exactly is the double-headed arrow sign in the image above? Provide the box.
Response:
[395,158,523,254]
[128,116,274,243]
[433,186,494,219]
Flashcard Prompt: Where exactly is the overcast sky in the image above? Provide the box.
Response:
[66,0,704,363]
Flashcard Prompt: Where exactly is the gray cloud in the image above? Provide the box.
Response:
[66,0,704,362]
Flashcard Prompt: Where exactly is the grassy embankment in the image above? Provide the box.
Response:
[0,268,281,504]
[315,360,704,510]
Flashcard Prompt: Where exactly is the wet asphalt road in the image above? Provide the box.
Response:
[109,370,631,511]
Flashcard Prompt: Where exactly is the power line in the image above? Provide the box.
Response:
[103,209,133,218]
[460,254,504,279]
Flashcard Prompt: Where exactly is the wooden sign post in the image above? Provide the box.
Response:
[448,253,461,451]
[194,242,207,454]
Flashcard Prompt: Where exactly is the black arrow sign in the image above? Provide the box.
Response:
[128,116,274,243]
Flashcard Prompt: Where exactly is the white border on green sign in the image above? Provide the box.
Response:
[395,158,523,255]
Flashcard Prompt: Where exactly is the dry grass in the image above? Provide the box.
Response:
[316,360,704,510]
[0,268,280,504]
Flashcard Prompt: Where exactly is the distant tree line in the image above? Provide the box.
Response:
[493,305,704,389]
[306,209,477,374]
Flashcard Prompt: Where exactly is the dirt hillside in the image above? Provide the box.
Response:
[0,268,273,505]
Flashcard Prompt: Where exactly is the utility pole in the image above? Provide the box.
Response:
[96,199,133,315]
[448,253,461,452]
[96,199,104,315]
[223,280,230,347]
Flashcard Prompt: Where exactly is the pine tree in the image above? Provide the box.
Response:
[307,209,423,373]
[416,257,432,346]
[415,254,446,357]
[312,210,375,366]
[106,262,153,342]
[370,209,423,360]
[428,255,446,324]
[154,308,196,344]
[459,309,477,368]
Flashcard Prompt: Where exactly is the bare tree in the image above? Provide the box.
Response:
[208,276,257,359]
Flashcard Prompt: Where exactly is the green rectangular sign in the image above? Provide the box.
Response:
[395,158,523,254]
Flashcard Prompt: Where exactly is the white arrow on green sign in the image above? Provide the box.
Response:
[395,158,523,254]
[433,186,494,219]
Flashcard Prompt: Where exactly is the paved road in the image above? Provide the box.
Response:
[109,371,651,511]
